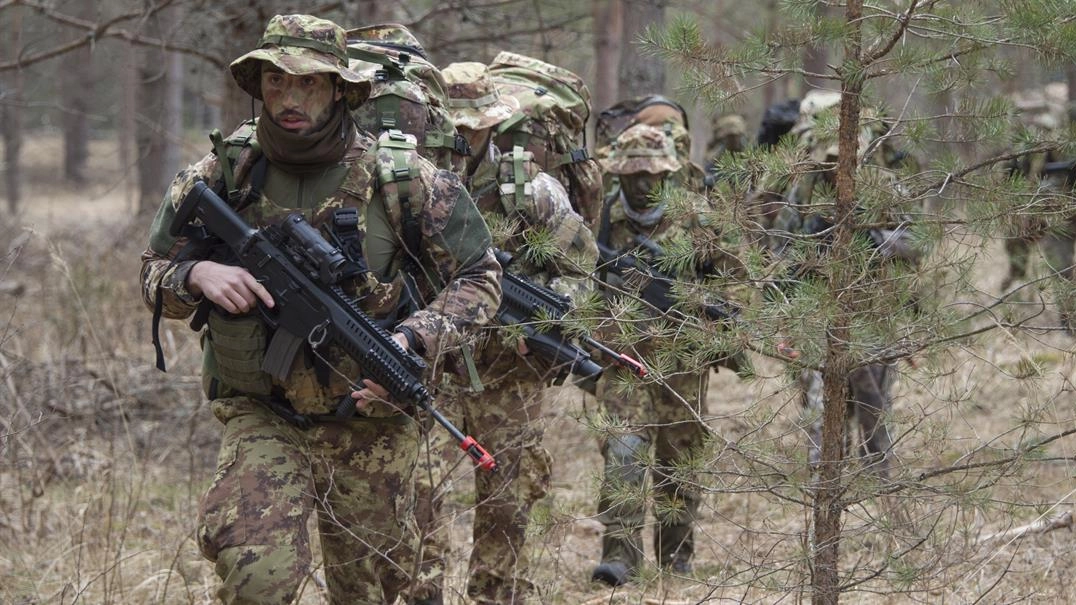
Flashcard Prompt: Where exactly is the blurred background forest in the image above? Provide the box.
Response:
[5,0,1072,221]
[2,1,1076,604]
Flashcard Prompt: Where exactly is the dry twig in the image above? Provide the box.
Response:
[978,511,1073,544]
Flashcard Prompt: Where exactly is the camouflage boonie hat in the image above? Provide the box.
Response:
[230,14,370,107]
[442,62,520,130]
[600,123,682,175]
[346,23,428,58]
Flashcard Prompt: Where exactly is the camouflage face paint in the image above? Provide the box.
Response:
[260,67,342,134]
[620,171,669,209]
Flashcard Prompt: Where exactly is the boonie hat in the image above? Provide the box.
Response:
[600,123,682,175]
[442,62,520,130]
[230,14,370,108]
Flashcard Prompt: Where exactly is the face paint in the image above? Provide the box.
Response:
[260,68,343,134]
[620,171,669,209]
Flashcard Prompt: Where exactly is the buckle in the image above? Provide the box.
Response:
[453,133,472,156]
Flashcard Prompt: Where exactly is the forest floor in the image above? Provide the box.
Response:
[1,136,1074,604]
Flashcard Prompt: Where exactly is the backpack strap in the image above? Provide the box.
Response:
[497,144,532,219]
[375,129,423,274]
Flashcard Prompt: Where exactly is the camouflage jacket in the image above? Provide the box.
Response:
[140,121,501,414]
[597,185,746,312]
[466,143,597,299]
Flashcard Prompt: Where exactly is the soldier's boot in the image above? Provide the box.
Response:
[656,522,694,574]
[593,433,649,586]
[592,530,643,586]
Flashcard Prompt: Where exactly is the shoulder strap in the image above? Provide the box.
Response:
[374,129,423,273]
[498,144,532,219]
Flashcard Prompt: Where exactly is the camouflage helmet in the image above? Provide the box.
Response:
[600,123,682,175]
[713,114,747,140]
[442,62,520,131]
[230,14,370,108]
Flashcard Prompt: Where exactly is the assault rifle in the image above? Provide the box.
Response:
[494,250,647,392]
[595,235,741,323]
[171,181,497,472]
[1043,159,1076,176]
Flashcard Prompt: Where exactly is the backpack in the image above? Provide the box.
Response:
[594,94,690,149]
[756,98,802,148]
[487,51,604,227]
[346,25,470,175]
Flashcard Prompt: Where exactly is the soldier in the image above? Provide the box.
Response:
[139,15,501,605]
[703,113,748,188]
[1001,84,1076,332]
[771,89,919,479]
[590,122,744,586]
[406,61,598,605]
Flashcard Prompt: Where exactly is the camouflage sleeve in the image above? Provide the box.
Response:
[525,172,598,301]
[396,168,502,359]
[139,153,223,319]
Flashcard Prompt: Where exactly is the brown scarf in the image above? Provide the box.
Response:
[257,101,354,174]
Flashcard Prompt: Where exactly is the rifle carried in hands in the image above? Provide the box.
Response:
[596,234,741,322]
[494,250,647,392]
[171,181,497,472]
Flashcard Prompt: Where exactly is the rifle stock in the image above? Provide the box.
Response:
[173,181,497,472]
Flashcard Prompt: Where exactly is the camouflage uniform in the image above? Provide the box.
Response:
[770,89,910,478]
[703,114,748,188]
[408,61,597,605]
[139,15,501,605]
[590,123,742,585]
[1002,84,1076,329]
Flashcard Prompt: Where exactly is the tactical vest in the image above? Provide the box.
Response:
[199,123,429,415]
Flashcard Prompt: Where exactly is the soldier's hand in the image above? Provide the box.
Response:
[350,332,409,411]
[187,261,275,314]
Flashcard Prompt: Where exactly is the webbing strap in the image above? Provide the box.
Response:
[209,129,236,195]
[378,131,421,272]
[261,35,346,63]
[512,144,527,209]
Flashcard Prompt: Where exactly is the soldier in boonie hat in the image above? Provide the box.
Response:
[442,62,520,178]
[600,123,682,176]
[442,62,520,131]
[230,14,370,109]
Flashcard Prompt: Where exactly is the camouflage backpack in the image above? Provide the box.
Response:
[594,94,690,149]
[346,24,470,175]
[487,51,604,227]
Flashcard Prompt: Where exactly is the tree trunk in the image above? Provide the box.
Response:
[762,0,780,111]
[617,0,665,98]
[136,8,184,214]
[592,0,623,124]
[120,37,138,212]
[811,2,863,604]
[2,8,24,216]
[801,3,830,92]
[163,50,184,187]
[218,2,281,132]
[62,2,94,185]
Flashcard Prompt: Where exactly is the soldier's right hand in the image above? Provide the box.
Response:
[187,261,275,314]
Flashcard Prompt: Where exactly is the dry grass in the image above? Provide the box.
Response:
[1,136,1074,604]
